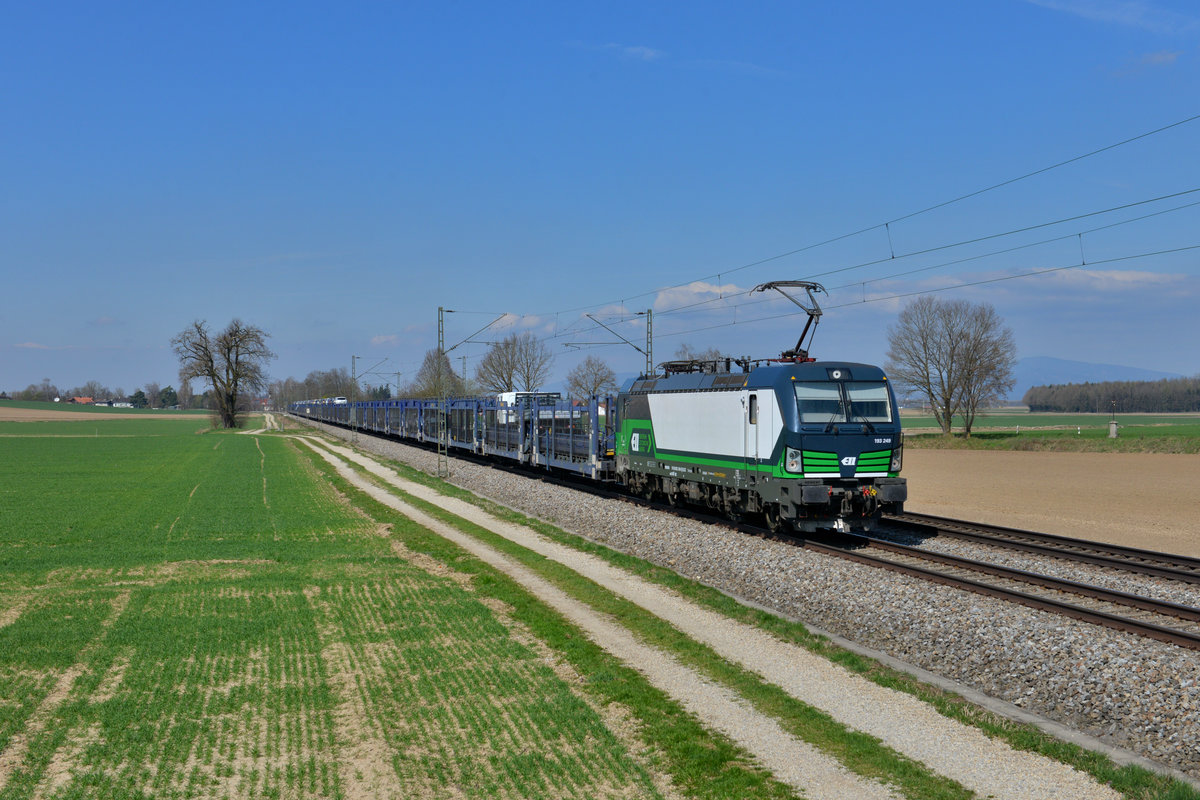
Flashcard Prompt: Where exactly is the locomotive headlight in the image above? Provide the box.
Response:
[785,447,803,473]
[890,445,903,472]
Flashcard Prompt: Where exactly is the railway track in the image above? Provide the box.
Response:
[809,535,1200,651]
[884,511,1200,584]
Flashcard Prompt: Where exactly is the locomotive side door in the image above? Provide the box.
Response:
[745,393,759,483]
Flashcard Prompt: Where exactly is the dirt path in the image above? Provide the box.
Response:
[903,450,1200,556]
[301,435,1122,800]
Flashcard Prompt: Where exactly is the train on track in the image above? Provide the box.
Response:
[290,281,907,532]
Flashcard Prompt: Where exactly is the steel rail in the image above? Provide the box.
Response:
[856,536,1200,621]
[885,512,1200,584]
[801,539,1200,652]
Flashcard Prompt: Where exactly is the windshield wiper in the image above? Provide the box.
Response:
[851,407,876,433]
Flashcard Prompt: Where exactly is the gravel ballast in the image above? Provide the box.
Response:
[302,421,1200,783]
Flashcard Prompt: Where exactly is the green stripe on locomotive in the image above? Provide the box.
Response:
[620,418,899,480]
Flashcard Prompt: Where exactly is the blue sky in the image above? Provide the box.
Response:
[3,1,1199,396]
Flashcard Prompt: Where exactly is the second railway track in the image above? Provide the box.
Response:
[809,534,1200,651]
[886,511,1200,584]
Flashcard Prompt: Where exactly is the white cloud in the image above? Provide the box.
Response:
[828,268,1193,315]
[1036,267,1188,290]
[15,341,51,349]
[1141,49,1181,64]
[1026,0,1199,35]
[491,312,549,333]
[652,280,750,312]
[592,303,634,318]
[604,43,664,61]
[371,334,399,346]
[1112,48,1183,76]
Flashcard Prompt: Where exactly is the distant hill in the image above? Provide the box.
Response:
[1011,357,1183,402]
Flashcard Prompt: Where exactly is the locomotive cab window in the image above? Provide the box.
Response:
[845,382,892,423]
[748,394,758,424]
[794,382,844,424]
[794,381,893,425]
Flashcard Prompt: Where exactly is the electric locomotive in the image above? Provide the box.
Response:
[614,280,906,532]
[614,359,905,532]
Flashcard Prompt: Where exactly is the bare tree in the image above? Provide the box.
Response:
[65,381,108,401]
[956,304,1015,435]
[674,343,724,361]
[269,376,305,409]
[81,380,108,400]
[143,381,161,409]
[177,380,193,409]
[885,296,1015,436]
[411,349,463,398]
[514,333,552,391]
[22,378,60,402]
[475,335,519,392]
[476,332,552,393]
[566,355,617,398]
[172,319,275,428]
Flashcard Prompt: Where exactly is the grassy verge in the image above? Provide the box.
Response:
[308,432,1198,800]
[901,414,1200,453]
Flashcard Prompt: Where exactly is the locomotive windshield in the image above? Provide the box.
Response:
[794,381,893,425]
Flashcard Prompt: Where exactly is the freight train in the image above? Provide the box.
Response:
[289,282,907,532]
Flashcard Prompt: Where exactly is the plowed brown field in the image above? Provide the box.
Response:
[903,450,1200,557]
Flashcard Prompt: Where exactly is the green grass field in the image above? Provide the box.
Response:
[0,399,208,416]
[0,418,663,798]
[900,411,1200,452]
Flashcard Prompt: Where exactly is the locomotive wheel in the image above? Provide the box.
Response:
[763,504,785,534]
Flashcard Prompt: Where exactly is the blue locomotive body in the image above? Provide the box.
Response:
[613,361,906,532]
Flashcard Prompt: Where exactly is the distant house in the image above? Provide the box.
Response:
[69,397,94,405]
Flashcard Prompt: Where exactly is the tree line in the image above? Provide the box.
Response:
[268,332,625,409]
[8,378,191,409]
[1022,376,1200,413]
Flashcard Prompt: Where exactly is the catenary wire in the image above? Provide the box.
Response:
[533,111,1200,319]
[550,190,1200,340]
